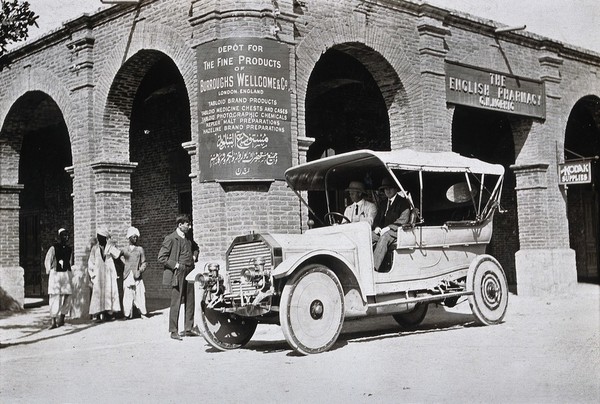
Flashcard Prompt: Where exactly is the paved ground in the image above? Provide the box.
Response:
[1,283,599,404]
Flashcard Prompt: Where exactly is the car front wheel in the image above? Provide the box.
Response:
[279,264,345,355]
[197,290,258,350]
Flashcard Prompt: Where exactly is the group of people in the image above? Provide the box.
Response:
[86,226,149,322]
[342,178,412,271]
[80,226,149,323]
[44,214,200,341]
[44,225,150,329]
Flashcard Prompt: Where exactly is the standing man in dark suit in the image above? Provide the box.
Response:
[372,177,411,271]
[158,214,200,340]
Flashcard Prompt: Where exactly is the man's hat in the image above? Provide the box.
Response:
[379,177,399,190]
[58,228,67,236]
[96,227,110,237]
[346,181,367,194]
[126,226,140,239]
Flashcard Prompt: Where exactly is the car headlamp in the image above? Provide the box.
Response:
[195,263,223,291]
[241,257,271,290]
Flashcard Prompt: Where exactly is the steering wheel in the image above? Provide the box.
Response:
[324,212,351,225]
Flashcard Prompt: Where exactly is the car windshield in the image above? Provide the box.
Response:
[285,149,504,226]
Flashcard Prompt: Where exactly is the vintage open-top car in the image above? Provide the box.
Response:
[191,149,509,355]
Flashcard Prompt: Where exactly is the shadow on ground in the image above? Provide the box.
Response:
[215,306,480,356]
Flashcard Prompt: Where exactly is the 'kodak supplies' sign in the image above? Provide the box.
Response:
[445,62,546,119]
[197,38,292,182]
[558,160,593,185]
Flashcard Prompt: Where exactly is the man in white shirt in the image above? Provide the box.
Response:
[343,181,377,226]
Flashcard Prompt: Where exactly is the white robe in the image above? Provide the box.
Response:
[88,243,121,315]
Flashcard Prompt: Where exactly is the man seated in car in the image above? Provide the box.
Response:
[372,177,411,272]
[343,181,377,227]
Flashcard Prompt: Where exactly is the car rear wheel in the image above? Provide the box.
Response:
[279,264,345,355]
[197,290,258,350]
[467,255,508,326]
[392,303,428,329]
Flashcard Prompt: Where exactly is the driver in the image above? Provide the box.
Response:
[343,181,377,226]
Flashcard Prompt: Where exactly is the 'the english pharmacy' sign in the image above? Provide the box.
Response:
[445,62,546,119]
[558,159,593,185]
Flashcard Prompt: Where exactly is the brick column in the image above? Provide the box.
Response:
[512,163,576,295]
[297,136,314,165]
[66,29,97,317]
[0,184,24,310]
[297,136,314,232]
[183,140,200,247]
[92,162,138,245]
[416,17,451,151]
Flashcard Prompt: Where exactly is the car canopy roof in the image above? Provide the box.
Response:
[285,149,504,191]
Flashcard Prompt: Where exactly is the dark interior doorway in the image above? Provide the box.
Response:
[305,48,391,224]
[14,93,73,297]
[565,96,600,283]
[129,54,192,298]
[452,106,519,287]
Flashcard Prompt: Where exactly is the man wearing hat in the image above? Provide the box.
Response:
[44,228,73,329]
[343,181,377,226]
[372,177,411,272]
[373,177,410,234]
[121,226,148,320]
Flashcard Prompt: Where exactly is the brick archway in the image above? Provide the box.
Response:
[91,23,196,254]
[565,95,600,283]
[95,22,197,162]
[0,85,74,308]
[0,68,76,154]
[295,16,421,152]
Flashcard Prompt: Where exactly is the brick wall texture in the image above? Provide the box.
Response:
[1,0,599,308]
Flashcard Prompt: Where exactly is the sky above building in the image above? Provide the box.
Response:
[17,0,600,54]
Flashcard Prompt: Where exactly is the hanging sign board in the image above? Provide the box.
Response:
[445,62,546,119]
[197,38,291,182]
[558,159,593,185]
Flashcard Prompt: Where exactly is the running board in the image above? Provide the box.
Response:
[368,290,472,309]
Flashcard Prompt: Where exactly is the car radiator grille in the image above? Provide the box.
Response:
[225,240,273,299]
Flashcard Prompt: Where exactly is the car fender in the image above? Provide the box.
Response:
[272,249,354,278]
[272,249,368,301]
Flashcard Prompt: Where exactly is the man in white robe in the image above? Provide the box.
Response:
[88,227,122,321]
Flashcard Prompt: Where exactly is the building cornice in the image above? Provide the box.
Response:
[372,0,600,65]
[4,0,600,67]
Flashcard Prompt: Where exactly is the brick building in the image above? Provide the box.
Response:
[1,0,598,311]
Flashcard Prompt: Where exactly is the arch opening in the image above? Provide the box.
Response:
[123,52,192,300]
[2,91,73,297]
[565,95,600,284]
[452,106,519,288]
[305,46,396,224]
